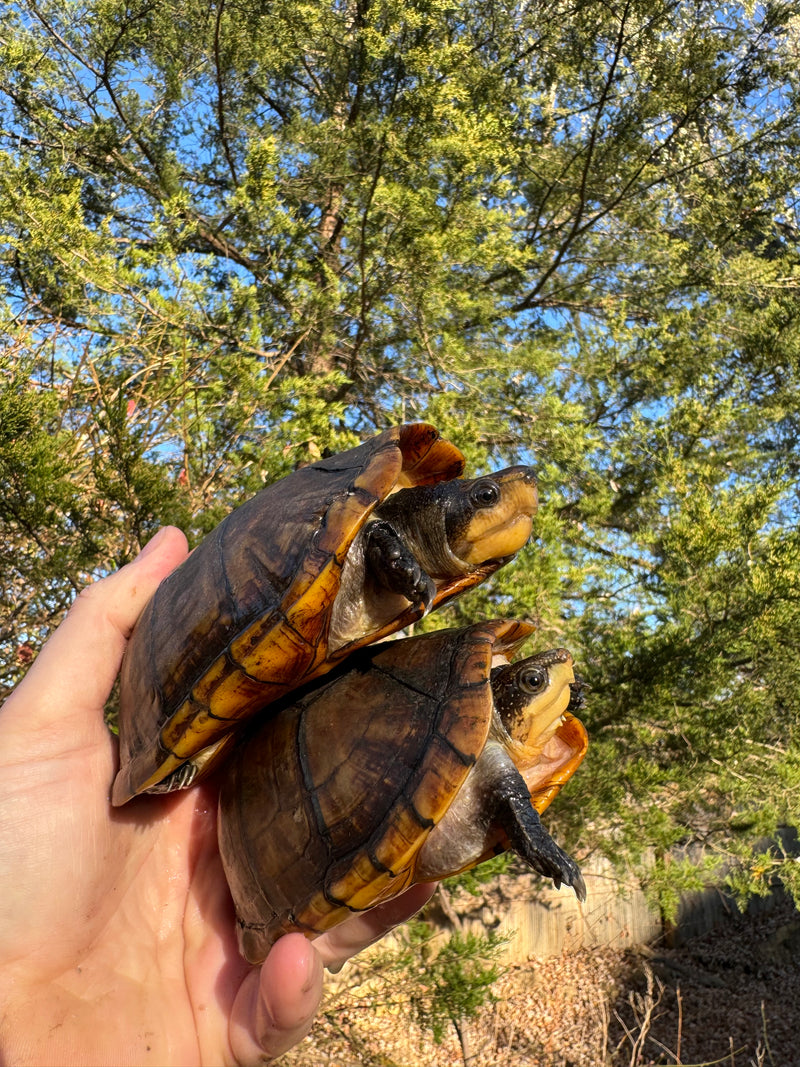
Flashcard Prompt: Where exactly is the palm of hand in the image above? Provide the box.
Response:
[0,531,282,1066]
[1,737,252,1065]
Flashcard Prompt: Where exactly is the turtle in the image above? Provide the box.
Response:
[112,424,539,805]
[217,618,589,964]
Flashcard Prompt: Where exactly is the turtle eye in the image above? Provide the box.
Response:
[519,666,548,695]
[469,479,500,509]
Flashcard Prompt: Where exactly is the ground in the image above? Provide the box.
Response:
[278,893,800,1066]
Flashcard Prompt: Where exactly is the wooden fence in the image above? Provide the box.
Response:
[452,850,792,962]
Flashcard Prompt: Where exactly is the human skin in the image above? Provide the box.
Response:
[0,526,435,1066]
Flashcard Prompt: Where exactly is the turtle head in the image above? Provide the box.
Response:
[491,647,576,756]
[371,464,537,581]
[444,466,538,566]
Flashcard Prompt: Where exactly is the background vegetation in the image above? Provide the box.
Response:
[2,0,800,908]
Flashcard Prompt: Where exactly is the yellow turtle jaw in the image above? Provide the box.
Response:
[512,657,576,755]
[449,468,538,565]
[454,512,534,565]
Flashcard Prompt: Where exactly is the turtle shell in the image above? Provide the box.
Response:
[217,620,587,963]
[112,424,469,805]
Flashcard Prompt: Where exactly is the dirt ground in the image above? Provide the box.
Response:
[279,893,800,1066]
[609,892,800,1067]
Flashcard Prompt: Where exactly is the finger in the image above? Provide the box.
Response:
[314,883,437,973]
[1,527,188,738]
[229,933,323,1065]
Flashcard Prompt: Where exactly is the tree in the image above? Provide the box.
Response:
[2,0,800,902]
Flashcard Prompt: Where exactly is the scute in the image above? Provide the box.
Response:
[217,619,539,963]
[113,424,467,805]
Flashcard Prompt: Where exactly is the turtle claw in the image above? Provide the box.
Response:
[522,836,585,901]
[572,870,588,903]
[542,845,586,902]
[147,759,198,793]
[365,519,436,611]
[417,573,437,613]
[547,856,586,902]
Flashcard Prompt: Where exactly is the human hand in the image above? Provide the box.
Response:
[0,527,435,1066]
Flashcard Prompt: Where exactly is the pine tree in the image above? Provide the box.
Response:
[2,0,799,904]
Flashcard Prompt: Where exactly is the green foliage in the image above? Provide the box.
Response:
[1,0,800,915]
[641,853,724,922]
[371,920,506,1045]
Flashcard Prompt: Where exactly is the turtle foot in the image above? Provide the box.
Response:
[365,519,436,610]
[499,765,586,901]
[146,760,198,793]
[514,820,586,902]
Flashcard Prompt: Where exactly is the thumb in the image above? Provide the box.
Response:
[229,934,324,1065]
[1,526,189,742]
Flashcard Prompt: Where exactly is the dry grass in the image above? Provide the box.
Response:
[279,894,800,1067]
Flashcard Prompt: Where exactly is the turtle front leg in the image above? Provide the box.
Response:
[499,772,587,901]
[363,519,436,610]
[413,740,585,902]
[473,741,586,901]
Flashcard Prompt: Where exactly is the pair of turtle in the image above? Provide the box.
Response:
[114,423,588,964]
